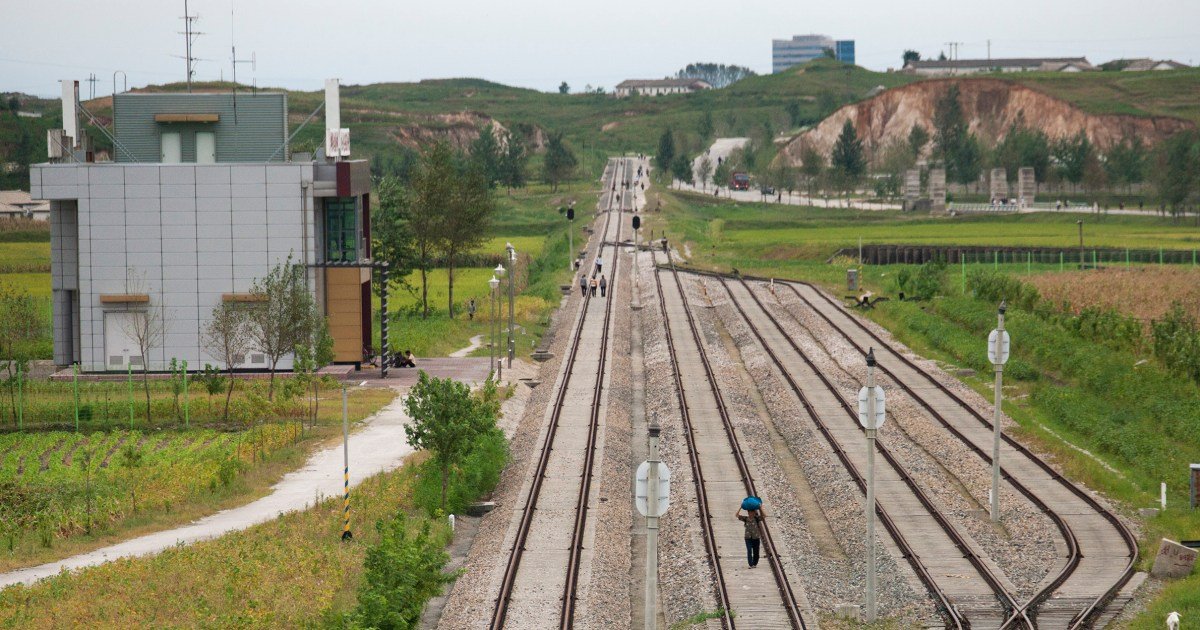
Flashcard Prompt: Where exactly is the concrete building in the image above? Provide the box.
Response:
[0,190,49,220]
[31,80,375,373]
[903,57,1094,76]
[772,34,855,72]
[614,79,711,98]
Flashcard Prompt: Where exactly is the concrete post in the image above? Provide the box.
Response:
[991,302,1006,521]
[645,413,661,630]
[507,244,516,368]
[865,349,878,623]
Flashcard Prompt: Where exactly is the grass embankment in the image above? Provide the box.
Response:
[656,193,1200,625]
[379,188,595,358]
[0,386,394,574]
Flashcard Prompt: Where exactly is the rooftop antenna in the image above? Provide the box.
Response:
[230,0,256,123]
[177,0,204,91]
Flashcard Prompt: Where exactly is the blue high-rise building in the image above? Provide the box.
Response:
[773,34,856,72]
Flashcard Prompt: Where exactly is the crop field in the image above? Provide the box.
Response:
[0,386,394,570]
[0,459,441,627]
[1026,267,1200,323]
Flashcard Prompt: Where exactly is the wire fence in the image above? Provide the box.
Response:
[835,245,1200,269]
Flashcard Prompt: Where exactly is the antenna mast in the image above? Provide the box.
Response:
[179,0,203,91]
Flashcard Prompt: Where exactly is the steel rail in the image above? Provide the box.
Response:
[656,258,809,629]
[778,280,1136,628]
[489,158,623,629]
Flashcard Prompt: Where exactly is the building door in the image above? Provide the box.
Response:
[161,132,182,163]
[104,311,142,371]
[196,131,216,163]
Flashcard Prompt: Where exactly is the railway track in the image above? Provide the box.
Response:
[774,279,1138,628]
[652,257,810,629]
[685,267,1013,628]
[489,158,629,629]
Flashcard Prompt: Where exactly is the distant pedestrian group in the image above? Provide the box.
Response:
[580,272,607,299]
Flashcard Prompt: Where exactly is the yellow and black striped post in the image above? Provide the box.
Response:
[341,385,353,541]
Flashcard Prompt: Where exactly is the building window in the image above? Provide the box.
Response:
[324,197,358,262]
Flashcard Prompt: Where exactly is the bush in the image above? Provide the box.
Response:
[411,429,508,517]
[896,259,947,300]
[351,511,453,630]
[967,269,1040,311]
[1151,302,1200,383]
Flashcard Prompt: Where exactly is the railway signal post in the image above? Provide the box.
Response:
[859,348,886,623]
[636,413,671,630]
[632,213,642,311]
[506,242,516,368]
[566,203,575,271]
[988,301,1011,521]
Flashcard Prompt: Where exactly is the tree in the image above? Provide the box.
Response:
[670,154,693,186]
[498,131,528,192]
[932,85,984,184]
[406,142,456,318]
[542,132,577,192]
[245,257,318,400]
[404,371,500,511]
[673,62,756,88]
[439,159,495,318]
[1152,131,1200,216]
[903,50,921,66]
[696,155,713,190]
[698,110,714,141]
[1105,136,1148,192]
[201,301,251,421]
[822,47,836,59]
[120,271,167,425]
[830,119,866,197]
[785,101,803,128]
[469,124,502,188]
[992,117,1051,182]
[655,129,676,173]
[1054,131,1094,186]
[799,142,826,195]
[558,82,570,94]
[0,285,44,425]
[713,159,732,191]
[371,176,418,302]
[907,124,930,159]
[877,139,917,199]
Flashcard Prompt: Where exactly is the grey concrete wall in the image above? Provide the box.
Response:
[33,163,317,371]
[49,200,79,365]
[112,93,288,163]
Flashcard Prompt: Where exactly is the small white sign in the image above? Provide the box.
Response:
[857,386,886,430]
[635,461,671,517]
[988,329,1011,365]
[326,128,351,157]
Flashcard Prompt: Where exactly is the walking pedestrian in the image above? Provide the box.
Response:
[579,274,588,297]
[736,505,766,568]
[589,276,598,297]
[467,298,476,320]
[595,256,604,275]
[599,274,607,298]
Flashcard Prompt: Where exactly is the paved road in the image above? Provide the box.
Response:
[689,137,748,188]
[0,393,414,588]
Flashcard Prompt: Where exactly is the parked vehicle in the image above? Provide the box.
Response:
[760,185,775,196]
[731,172,750,191]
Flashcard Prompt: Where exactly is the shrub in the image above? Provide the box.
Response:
[351,511,453,630]
[411,429,508,517]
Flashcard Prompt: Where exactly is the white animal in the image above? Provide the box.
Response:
[1167,611,1181,630]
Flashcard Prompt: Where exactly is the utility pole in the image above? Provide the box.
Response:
[987,39,992,60]
[506,243,516,368]
[1077,220,1085,270]
[341,384,353,540]
[179,0,203,92]
[858,348,886,623]
[489,275,499,376]
[988,302,1011,521]
[86,74,97,100]
[644,413,661,629]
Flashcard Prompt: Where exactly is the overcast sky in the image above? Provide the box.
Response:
[3,0,1198,97]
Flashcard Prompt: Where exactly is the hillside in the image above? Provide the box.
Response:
[3,62,1199,186]
[780,76,1195,165]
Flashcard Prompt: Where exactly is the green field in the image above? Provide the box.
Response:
[0,386,394,573]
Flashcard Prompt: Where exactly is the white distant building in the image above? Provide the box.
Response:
[1121,58,1189,71]
[903,57,1095,76]
[772,35,855,72]
[614,79,712,98]
[0,190,49,220]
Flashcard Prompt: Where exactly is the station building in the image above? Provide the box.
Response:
[31,80,373,372]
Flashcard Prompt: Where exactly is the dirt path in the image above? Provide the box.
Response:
[0,391,414,588]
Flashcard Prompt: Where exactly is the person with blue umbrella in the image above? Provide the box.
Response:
[736,496,766,568]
